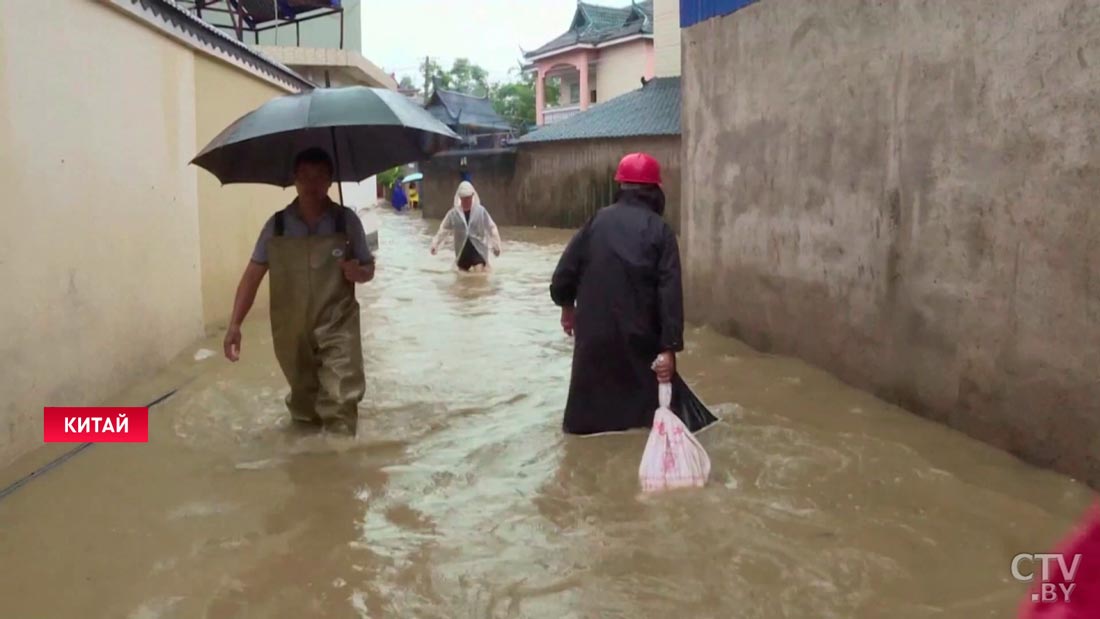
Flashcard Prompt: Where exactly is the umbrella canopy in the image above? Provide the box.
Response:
[402,172,424,183]
[192,86,460,187]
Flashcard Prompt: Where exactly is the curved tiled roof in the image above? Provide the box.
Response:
[525,1,654,59]
[518,76,679,144]
[427,88,512,132]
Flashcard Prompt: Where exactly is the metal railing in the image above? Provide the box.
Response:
[543,105,582,125]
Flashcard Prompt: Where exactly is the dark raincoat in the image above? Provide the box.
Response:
[550,188,718,435]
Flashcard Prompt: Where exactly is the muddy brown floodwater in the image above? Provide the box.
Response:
[0,209,1094,619]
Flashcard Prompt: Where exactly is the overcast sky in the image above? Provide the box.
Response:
[360,0,581,84]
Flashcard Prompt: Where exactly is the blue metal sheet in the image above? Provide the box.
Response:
[680,0,760,28]
[234,0,342,26]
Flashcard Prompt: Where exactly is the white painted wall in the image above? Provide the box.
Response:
[596,40,649,102]
[340,177,378,210]
[654,0,682,77]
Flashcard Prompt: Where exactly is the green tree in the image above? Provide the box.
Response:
[416,57,447,101]
[417,58,560,133]
[489,64,560,134]
[446,58,491,97]
[377,166,402,189]
[421,57,490,97]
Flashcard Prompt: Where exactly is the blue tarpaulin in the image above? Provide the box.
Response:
[232,0,341,27]
[680,0,759,28]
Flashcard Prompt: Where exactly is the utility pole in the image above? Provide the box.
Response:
[423,55,431,105]
[272,0,279,45]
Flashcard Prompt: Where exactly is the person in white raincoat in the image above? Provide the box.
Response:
[430,181,503,271]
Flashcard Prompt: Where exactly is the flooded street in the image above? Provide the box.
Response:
[0,209,1093,619]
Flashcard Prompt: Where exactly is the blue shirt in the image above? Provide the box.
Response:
[250,201,373,265]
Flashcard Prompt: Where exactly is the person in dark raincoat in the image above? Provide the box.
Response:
[549,152,718,435]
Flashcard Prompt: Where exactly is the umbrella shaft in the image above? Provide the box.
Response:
[323,71,346,206]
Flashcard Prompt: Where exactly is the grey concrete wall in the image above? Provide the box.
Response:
[682,1,1100,487]
[513,137,682,232]
[420,149,518,222]
[422,138,682,231]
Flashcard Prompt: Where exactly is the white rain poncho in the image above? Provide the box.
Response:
[430,182,502,266]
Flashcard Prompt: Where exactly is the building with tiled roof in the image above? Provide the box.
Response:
[507,75,683,232]
[517,76,679,144]
[523,1,657,127]
[425,79,513,149]
[526,1,654,59]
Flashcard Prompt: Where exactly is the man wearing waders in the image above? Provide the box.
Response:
[223,148,375,435]
[430,181,502,271]
[549,152,718,435]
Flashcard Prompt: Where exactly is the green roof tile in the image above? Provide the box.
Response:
[518,77,679,144]
[525,1,653,58]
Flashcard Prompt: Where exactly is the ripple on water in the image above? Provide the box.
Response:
[14,208,1082,619]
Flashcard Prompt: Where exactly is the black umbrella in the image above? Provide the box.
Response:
[191,86,460,188]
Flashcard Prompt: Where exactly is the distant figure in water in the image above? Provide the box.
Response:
[549,152,718,435]
[430,181,502,272]
[390,182,407,212]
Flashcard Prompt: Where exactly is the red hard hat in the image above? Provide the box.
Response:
[614,152,662,185]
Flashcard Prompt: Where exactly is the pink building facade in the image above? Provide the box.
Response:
[525,2,657,126]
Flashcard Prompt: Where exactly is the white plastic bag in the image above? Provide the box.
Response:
[639,382,712,492]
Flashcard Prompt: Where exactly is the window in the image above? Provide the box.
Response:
[569,82,580,105]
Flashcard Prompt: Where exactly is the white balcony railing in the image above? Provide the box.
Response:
[543,105,581,125]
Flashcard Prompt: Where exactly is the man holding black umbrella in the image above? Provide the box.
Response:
[190,84,459,434]
[223,148,374,435]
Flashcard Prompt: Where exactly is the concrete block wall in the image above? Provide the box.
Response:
[681,0,1100,487]
[421,137,682,233]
